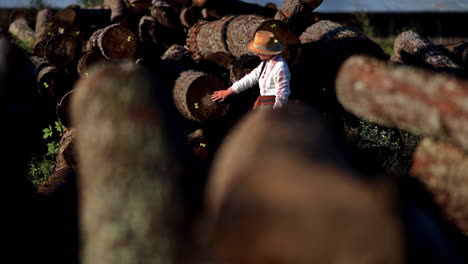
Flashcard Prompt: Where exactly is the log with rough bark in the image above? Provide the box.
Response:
[54,5,111,28]
[77,49,109,77]
[56,90,75,128]
[85,24,137,60]
[128,0,152,15]
[103,0,128,24]
[71,62,186,264]
[274,0,323,34]
[187,129,209,161]
[30,56,66,99]
[9,11,35,51]
[198,103,405,264]
[411,137,468,233]
[173,70,229,122]
[187,15,297,66]
[44,34,81,67]
[336,55,468,153]
[33,8,57,57]
[179,6,204,28]
[391,30,462,75]
[441,41,468,72]
[291,20,388,107]
[38,166,76,197]
[54,128,77,170]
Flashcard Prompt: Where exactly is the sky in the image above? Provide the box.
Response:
[1,0,468,12]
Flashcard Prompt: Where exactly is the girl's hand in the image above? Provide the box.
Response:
[211,89,232,102]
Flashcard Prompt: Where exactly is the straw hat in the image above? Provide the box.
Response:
[247,31,284,55]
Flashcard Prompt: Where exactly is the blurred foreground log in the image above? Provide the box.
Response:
[45,34,81,67]
[103,0,128,24]
[72,62,186,264]
[33,8,57,57]
[412,138,468,233]
[77,49,109,77]
[336,55,468,152]
[199,104,405,264]
[391,31,462,76]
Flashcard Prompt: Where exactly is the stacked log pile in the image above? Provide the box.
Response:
[4,0,468,263]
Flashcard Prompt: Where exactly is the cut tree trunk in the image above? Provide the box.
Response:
[77,49,109,77]
[274,0,323,35]
[30,56,66,99]
[173,70,229,122]
[54,6,111,28]
[151,1,180,29]
[56,89,75,128]
[9,13,35,51]
[441,41,468,72]
[291,20,387,108]
[54,128,77,171]
[200,103,404,264]
[33,8,57,57]
[412,137,468,232]
[37,166,76,197]
[179,6,203,28]
[336,55,468,153]
[71,62,186,264]
[103,0,128,24]
[45,34,81,67]
[187,15,297,66]
[391,30,462,76]
[86,24,137,60]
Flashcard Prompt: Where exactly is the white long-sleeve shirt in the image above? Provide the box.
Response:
[228,55,291,108]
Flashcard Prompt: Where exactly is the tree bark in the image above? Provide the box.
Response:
[187,15,297,66]
[77,49,109,77]
[71,62,186,264]
[103,0,128,24]
[187,129,210,161]
[441,41,468,72]
[173,70,229,122]
[56,90,75,128]
[274,0,323,30]
[9,15,35,51]
[33,9,57,57]
[30,56,66,99]
[200,103,404,264]
[412,137,468,232]
[336,55,468,153]
[86,24,137,60]
[45,34,81,67]
[391,30,462,76]
[54,128,77,171]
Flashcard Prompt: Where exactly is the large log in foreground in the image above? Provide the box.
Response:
[71,62,185,264]
[441,41,468,72]
[391,31,462,76]
[199,104,404,264]
[187,15,297,66]
[336,55,468,152]
[33,8,57,57]
[173,70,229,122]
[86,24,137,60]
[412,138,468,233]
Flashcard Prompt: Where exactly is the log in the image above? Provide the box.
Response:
[77,49,109,77]
[187,15,298,66]
[173,70,229,122]
[9,12,35,51]
[200,103,404,264]
[33,9,57,57]
[55,128,76,170]
[103,0,128,24]
[441,41,468,72]
[56,90,75,128]
[336,55,468,153]
[292,20,388,107]
[71,62,185,264]
[37,166,76,197]
[228,54,261,83]
[192,0,275,17]
[29,56,66,99]
[412,138,468,233]
[86,24,137,60]
[45,34,81,67]
[275,0,323,23]
[187,129,209,161]
[54,6,111,28]
[391,30,462,76]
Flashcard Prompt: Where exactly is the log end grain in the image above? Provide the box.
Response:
[99,24,137,60]
[45,34,80,67]
[77,49,109,77]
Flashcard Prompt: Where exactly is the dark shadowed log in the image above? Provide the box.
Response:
[71,62,186,264]
[173,70,229,122]
[128,0,152,15]
[441,41,468,72]
[228,54,261,83]
[291,20,388,108]
[103,0,128,24]
[77,49,109,77]
[187,15,297,66]
[9,11,35,51]
[198,103,404,264]
[33,9,57,57]
[412,138,468,233]
[151,0,180,29]
[336,55,468,152]
[45,34,81,67]
[55,128,76,171]
[38,166,76,197]
[180,6,204,28]
[391,31,462,76]
[54,5,111,28]
[187,129,209,161]
[86,24,137,60]
[274,0,323,34]
[193,0,275,17]
[56,90,75,128]
[30,56,66,100]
